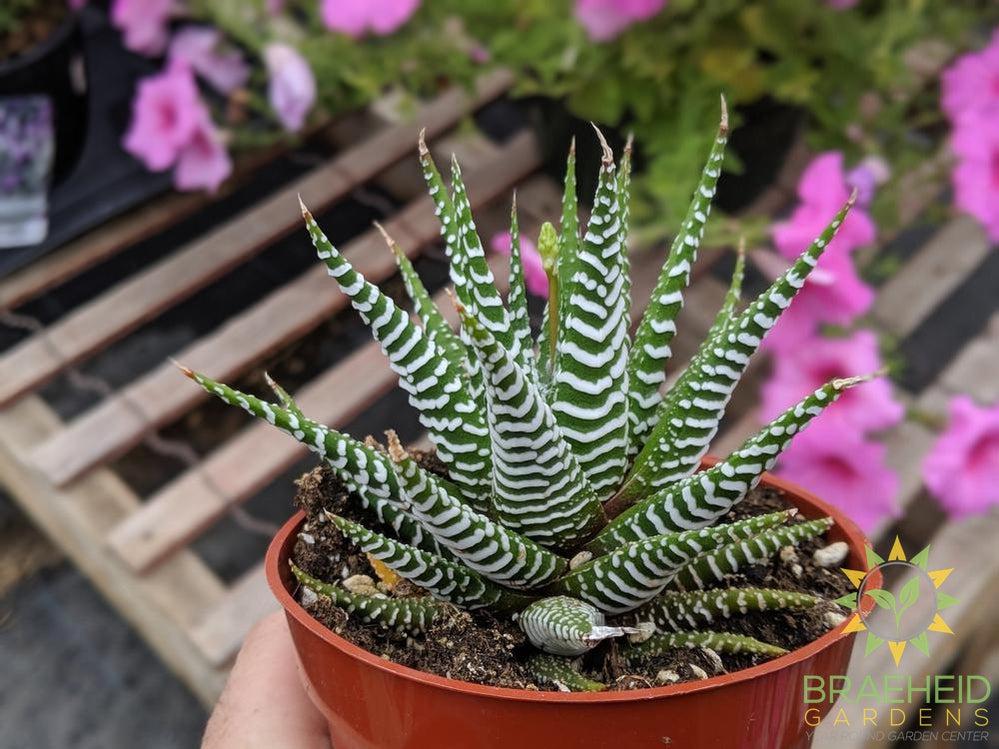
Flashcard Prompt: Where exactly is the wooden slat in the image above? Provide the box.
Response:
[30,131,538,487]
[871,216,990,338]
[0,396,230,705]
[189,565,275,668]
[0,70,514,407]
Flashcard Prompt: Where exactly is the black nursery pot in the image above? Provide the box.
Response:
[0,13,88,184]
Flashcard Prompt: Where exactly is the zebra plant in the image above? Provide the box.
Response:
[182,102,870,691]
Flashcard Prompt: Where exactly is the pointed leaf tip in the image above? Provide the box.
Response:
[833,370,881,390]
[590,123,613,164]
[569,135,576,156]
[847,187,859,207]
[719,94,729,134]
[385,429,407,463]
[297,193,310,219]
[418,127,429,156]
[373,221,399,254]
[172,358,195,378]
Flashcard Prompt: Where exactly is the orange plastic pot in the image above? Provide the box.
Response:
[266,460,871,748]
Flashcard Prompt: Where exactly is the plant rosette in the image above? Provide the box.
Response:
[182,105,881,747]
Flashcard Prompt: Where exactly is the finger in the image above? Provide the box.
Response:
[202,611,329,749]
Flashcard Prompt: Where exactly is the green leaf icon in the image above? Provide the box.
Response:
[864,588,896,612]
[895,576,921,633]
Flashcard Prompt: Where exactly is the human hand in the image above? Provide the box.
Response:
[202,611,330,749]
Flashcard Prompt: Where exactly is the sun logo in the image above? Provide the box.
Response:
[835,536,958,666]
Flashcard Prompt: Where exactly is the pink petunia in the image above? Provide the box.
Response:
[949,108,999,241]
[574,0,667,42]
[111,0,174,56]
[761,249,875,352]
[490,231,548,297]
[941,29,999,125]
[761,331,902,433]
[923,396,999,518]
[123,59,203,171]
[263,43,317,133]
[169,27,249,95]
[173,112,232,193]
[772,152,876,260]
[775,420,900,531]
[321,0,420,38]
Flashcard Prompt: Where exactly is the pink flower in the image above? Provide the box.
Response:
[263,43,317,133]
[825,0,859,8]
[772,152,876,260]
[761,249,875,352]
[575,0,667,42]
[923,396,999,518]
[761,331,902,433]
[111,0,174,56]
[123,60,202,171]
[321,0,420,38]
[490,231,548,297]
[169,27,249,95]
[266,0,285,13]
[173,113,231,193]
[941,29,999,125]
[845,156,891,208]
[775,420,900,531]
[949,108,999,241]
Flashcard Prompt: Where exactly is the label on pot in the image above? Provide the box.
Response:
[0,95,53,249]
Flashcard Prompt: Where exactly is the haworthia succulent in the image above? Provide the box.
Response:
[329,513,534,612]
[456,303,607,550]
[299,201,494,511]
[527,653,607,692]
[385,431,567,590]
[671,517,834,591]
[551,129,631,500]
[181,368,443,555]
[380,223,467,376]
[596,375,872,549]
[616,193,858,507]
[626,102,729,459]
[505,195,536,375]
[291,562,444,634]
[625,631,788,661]
[554,513,792,614]
[518,596,636,656]
[633,587,821,633]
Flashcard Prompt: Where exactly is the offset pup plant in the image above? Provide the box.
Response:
[183,100,870,691]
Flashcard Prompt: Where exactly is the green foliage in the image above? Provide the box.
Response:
[185,124,873,687]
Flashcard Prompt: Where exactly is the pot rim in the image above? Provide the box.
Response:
[0,13,78,77]
[266,457,872,703]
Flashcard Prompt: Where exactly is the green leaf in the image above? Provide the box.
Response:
[864,588,896,612]
[896,576,920,616]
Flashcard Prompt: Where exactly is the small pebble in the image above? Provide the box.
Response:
[813,542,849,568]
[300,587,319,607]
[791,563,804,579]
[779,546,799,564]
[299,532,316,545]
[701,647,724,674]
[569,551,593,570]
[656,669,680,684]
[343,574,380,596]
[824,610,848,629]
[688,664,709,680]
[627,621,656,644]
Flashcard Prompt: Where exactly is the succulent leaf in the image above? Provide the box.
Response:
[456,303,607,549]
[505,195,536,375]
[626,103,729,458]
[300,201,494,510]
[625,631,788,661]
[617,193,858,506]
[555,512,793,614]
[329,513,534,612]
[598,374,873,546]
[182,368,443,555]
[671,517,834,591]
[527,653,607,691]
[291,562,444,633]
[518,596,636,656]
[385,431,567,589]
[633,587,821,632]
[551,129,632,499]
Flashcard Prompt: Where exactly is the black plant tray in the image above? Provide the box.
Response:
[0,7,169,280]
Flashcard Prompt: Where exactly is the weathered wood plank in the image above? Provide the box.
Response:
[0,396,230,705]
[189,564,274,668]
[0,71,514,407]
[30,130,538,487]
